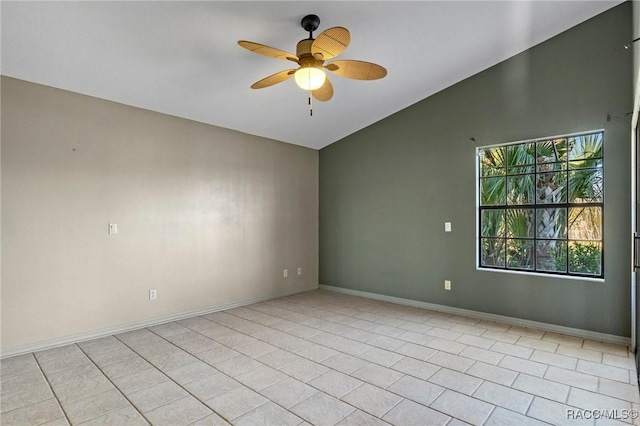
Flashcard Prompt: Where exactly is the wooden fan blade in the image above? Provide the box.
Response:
[251,69,296,89]
[312,77,333,102]
[312,27,350,60]
[238,40,298,62]
[325,60,387,80]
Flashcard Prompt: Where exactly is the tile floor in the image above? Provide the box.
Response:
[1,290,639,425]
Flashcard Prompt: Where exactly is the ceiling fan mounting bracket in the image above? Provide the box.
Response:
[301,14,320,38]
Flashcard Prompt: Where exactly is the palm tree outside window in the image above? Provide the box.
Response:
[478,131,603,277]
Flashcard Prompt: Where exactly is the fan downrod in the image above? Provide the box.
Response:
[301,14,320,38]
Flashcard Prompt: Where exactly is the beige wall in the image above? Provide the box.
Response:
[1,77,319,352]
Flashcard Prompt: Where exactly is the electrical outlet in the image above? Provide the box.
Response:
[149,289,157,300]
[108,223,118,235]
[444,280,451,290]
[283,269,288,278]
[444,222,452,232]
[298,267,302,275]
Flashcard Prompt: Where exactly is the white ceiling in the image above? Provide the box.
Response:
[1,1,623,150]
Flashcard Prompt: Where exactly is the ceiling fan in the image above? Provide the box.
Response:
[238,14,387,106]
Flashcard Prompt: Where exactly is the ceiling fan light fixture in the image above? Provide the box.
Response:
[294,66,326,91]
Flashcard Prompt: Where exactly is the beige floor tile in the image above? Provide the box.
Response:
[599,378,640,403]
[465,361,518,387]
[0,398,65,425]
[34,345,82,364]
[367,336,405,352]
[235,364,287,391]
[205,386,268,421]
[481,330,520,344]
[291,392,355,426]
[360,348,405,368]
[428,351,475,372]
[332,338,374,357]
[455,334,496,350]
[556,344,603,362]
[428,368,483,395]
[295,344,340,363]
[582,340,629,357]
[516,336,558,353]
[389,357,439,381]
[352,363,404,388]
[100,356,152,380]
[1,371,47,395]
[38,352,92,376]
[78,405,149,425]
[256,349,304,370]
[472,381,533,413]
[603,353,637,370]
[308,370,364,399]
[544,366,599,392]
[164,360,217,385]
[489,341,534,359]
[213,354,262,377]
[1,354,40,378]
[382,398,450,425]
[45,363,102,388]
[371,325,405,338]
[530,349,578,370]
[89,347,138,368]
[1,382,54,413]
[541,332,584,348]
[148,322,190,338]
[335,409,390,426]
[498,355,547,377]
[506,326,545,339]
[386,375,445,406]
[512,374,570,403]
[63,389,130,424]
[342,328,378,343]
[279,358,329,383]
[426,328,463,341]
[451,324,485,337]
[393,343,437,361]
[51,374,114,404]
[395,330,433,345]
[431,389,495,425]
[234,340,279,359]
[196,346,240,366]
[425,338,467,355]
[234,401,302,426]
[321,353,369,374]
[485,407,548,426]
[526,396,594,426]
[459,346,504,366]
[568,387,632,412]
[260,377,318,409]
[128,380,187,413]
[41,417,71,426]
[397,321,433,334]
[111,367,168,395]
[190,412,230,425]
[184,372,240,401]
[145,396,212,426]
[576,359,630,383]
[149,351,199,371]
[78,337,128,357]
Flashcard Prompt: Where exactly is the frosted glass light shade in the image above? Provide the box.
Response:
[294,67,326,91]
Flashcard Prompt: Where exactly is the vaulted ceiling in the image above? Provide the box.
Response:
[1,1,623,149]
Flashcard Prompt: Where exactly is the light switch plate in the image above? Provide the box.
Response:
[445,222,452,232]
[108,223,118,235]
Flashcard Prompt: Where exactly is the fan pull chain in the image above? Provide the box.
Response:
[308,93,313,116]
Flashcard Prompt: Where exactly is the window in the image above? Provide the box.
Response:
[478,131,603,278]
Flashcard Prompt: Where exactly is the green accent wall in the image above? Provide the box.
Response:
[319,3,632,337]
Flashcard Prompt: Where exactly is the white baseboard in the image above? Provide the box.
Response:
[319,284,630,346]
[1,285,319,359]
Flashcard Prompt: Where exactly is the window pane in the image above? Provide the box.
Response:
[507,175,535,204]
[481,238,505,267]
[569,159,602,170]
[536,172,567,204]
[480,148,506,177]
[568,241,602,275]
[568,169,603,202]
[481,177,506,206]
[536,240,567,272]
[568,207,602,240]
[481,210,505,237]
[507,239,534,270]
[568,133,603,161]
[536,138,568,163]
[507,143,535,167]
[536,208,567,239]
[506,209,534,238]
